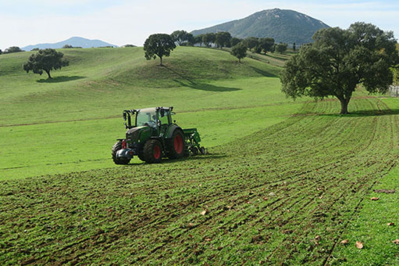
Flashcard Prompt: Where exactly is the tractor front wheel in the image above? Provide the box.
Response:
[112,141,131,165]
[167,129,186,159]
[143,139,163,163]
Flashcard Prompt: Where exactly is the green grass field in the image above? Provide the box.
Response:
[0,47,398,264]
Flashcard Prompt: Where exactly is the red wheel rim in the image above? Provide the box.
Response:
[174,134,183,154]
[153,144,161,160]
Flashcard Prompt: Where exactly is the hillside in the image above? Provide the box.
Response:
[191,9,330,45]
[0,46,289,179]
[0,47,282,126]
[22,37,117,51]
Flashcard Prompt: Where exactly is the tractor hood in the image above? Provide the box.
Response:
[126,126,144,134]
[126,126,152,142]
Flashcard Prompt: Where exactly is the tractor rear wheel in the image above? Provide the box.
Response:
[167,129,186,159]
[112,141,131,165]
[143,139,162,163]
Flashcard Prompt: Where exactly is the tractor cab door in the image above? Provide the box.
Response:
[158,108,171,137]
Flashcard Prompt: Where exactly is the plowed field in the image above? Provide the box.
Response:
[1,95,399,264]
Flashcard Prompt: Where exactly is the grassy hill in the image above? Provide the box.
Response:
[0,47,298,179]
[1,47,398,265]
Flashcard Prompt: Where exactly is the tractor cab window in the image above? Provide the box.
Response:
[159,109,170,125]
[136,108,157,127]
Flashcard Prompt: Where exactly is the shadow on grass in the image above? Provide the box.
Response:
[174,79,241,92]
[162,65,241,92]
[37,76,85,83]
[249,66,279,78]
[318,108,399,117]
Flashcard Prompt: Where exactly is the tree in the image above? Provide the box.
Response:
[230,37,242,47]
[275,43,288,54]
[5,46,23,53]
[23,48,69,79]
[231,43,247,63]
[280,22,399,114]
[144,34,176,66]
[171,30,194,46]
[194,35,203,46]
[202,33,216,47]
[185,34,194,46]
[394,43,399,84]
[215,32,232,48]
[244,37,259,51]
[259,38,275,54]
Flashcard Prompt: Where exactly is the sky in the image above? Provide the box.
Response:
[0,0,398,50]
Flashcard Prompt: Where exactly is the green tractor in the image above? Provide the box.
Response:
[112,106,205,164]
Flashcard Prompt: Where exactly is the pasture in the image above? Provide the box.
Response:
[0,47,398,264]
[0,47,300,180]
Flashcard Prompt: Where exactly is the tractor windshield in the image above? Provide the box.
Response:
[136,108,157,127]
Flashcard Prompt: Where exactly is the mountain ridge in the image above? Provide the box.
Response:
[22,37,117,51]
[191,9,330,45]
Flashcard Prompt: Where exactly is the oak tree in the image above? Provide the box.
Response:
[281,22,399,114]
[23,48,69,79]
[171,30,194,46]
[215,32,232,48]
[231,43,247,63]
[144,33,176,66]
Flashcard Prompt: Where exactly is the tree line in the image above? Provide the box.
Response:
[6,30,287,79]
[144,30,290,66]
[170,30,289,54]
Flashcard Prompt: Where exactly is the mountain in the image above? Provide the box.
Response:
[22,37,117,51]
[191,9,330,45]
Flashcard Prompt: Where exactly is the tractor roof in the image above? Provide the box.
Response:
[137,107,173,112]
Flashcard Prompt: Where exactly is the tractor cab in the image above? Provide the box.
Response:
[123,107,173,129]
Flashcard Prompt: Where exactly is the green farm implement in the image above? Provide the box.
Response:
[112,107,205,164]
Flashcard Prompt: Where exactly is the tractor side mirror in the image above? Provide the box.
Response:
[123,112,128,128]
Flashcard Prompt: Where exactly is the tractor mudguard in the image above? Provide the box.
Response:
[116,148,134,160]
[165,124,183,139]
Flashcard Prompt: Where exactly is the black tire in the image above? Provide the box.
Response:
[143,139,162,163]
[112,141,131,165]
[167,129,186,159]
[138,148,145,162]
